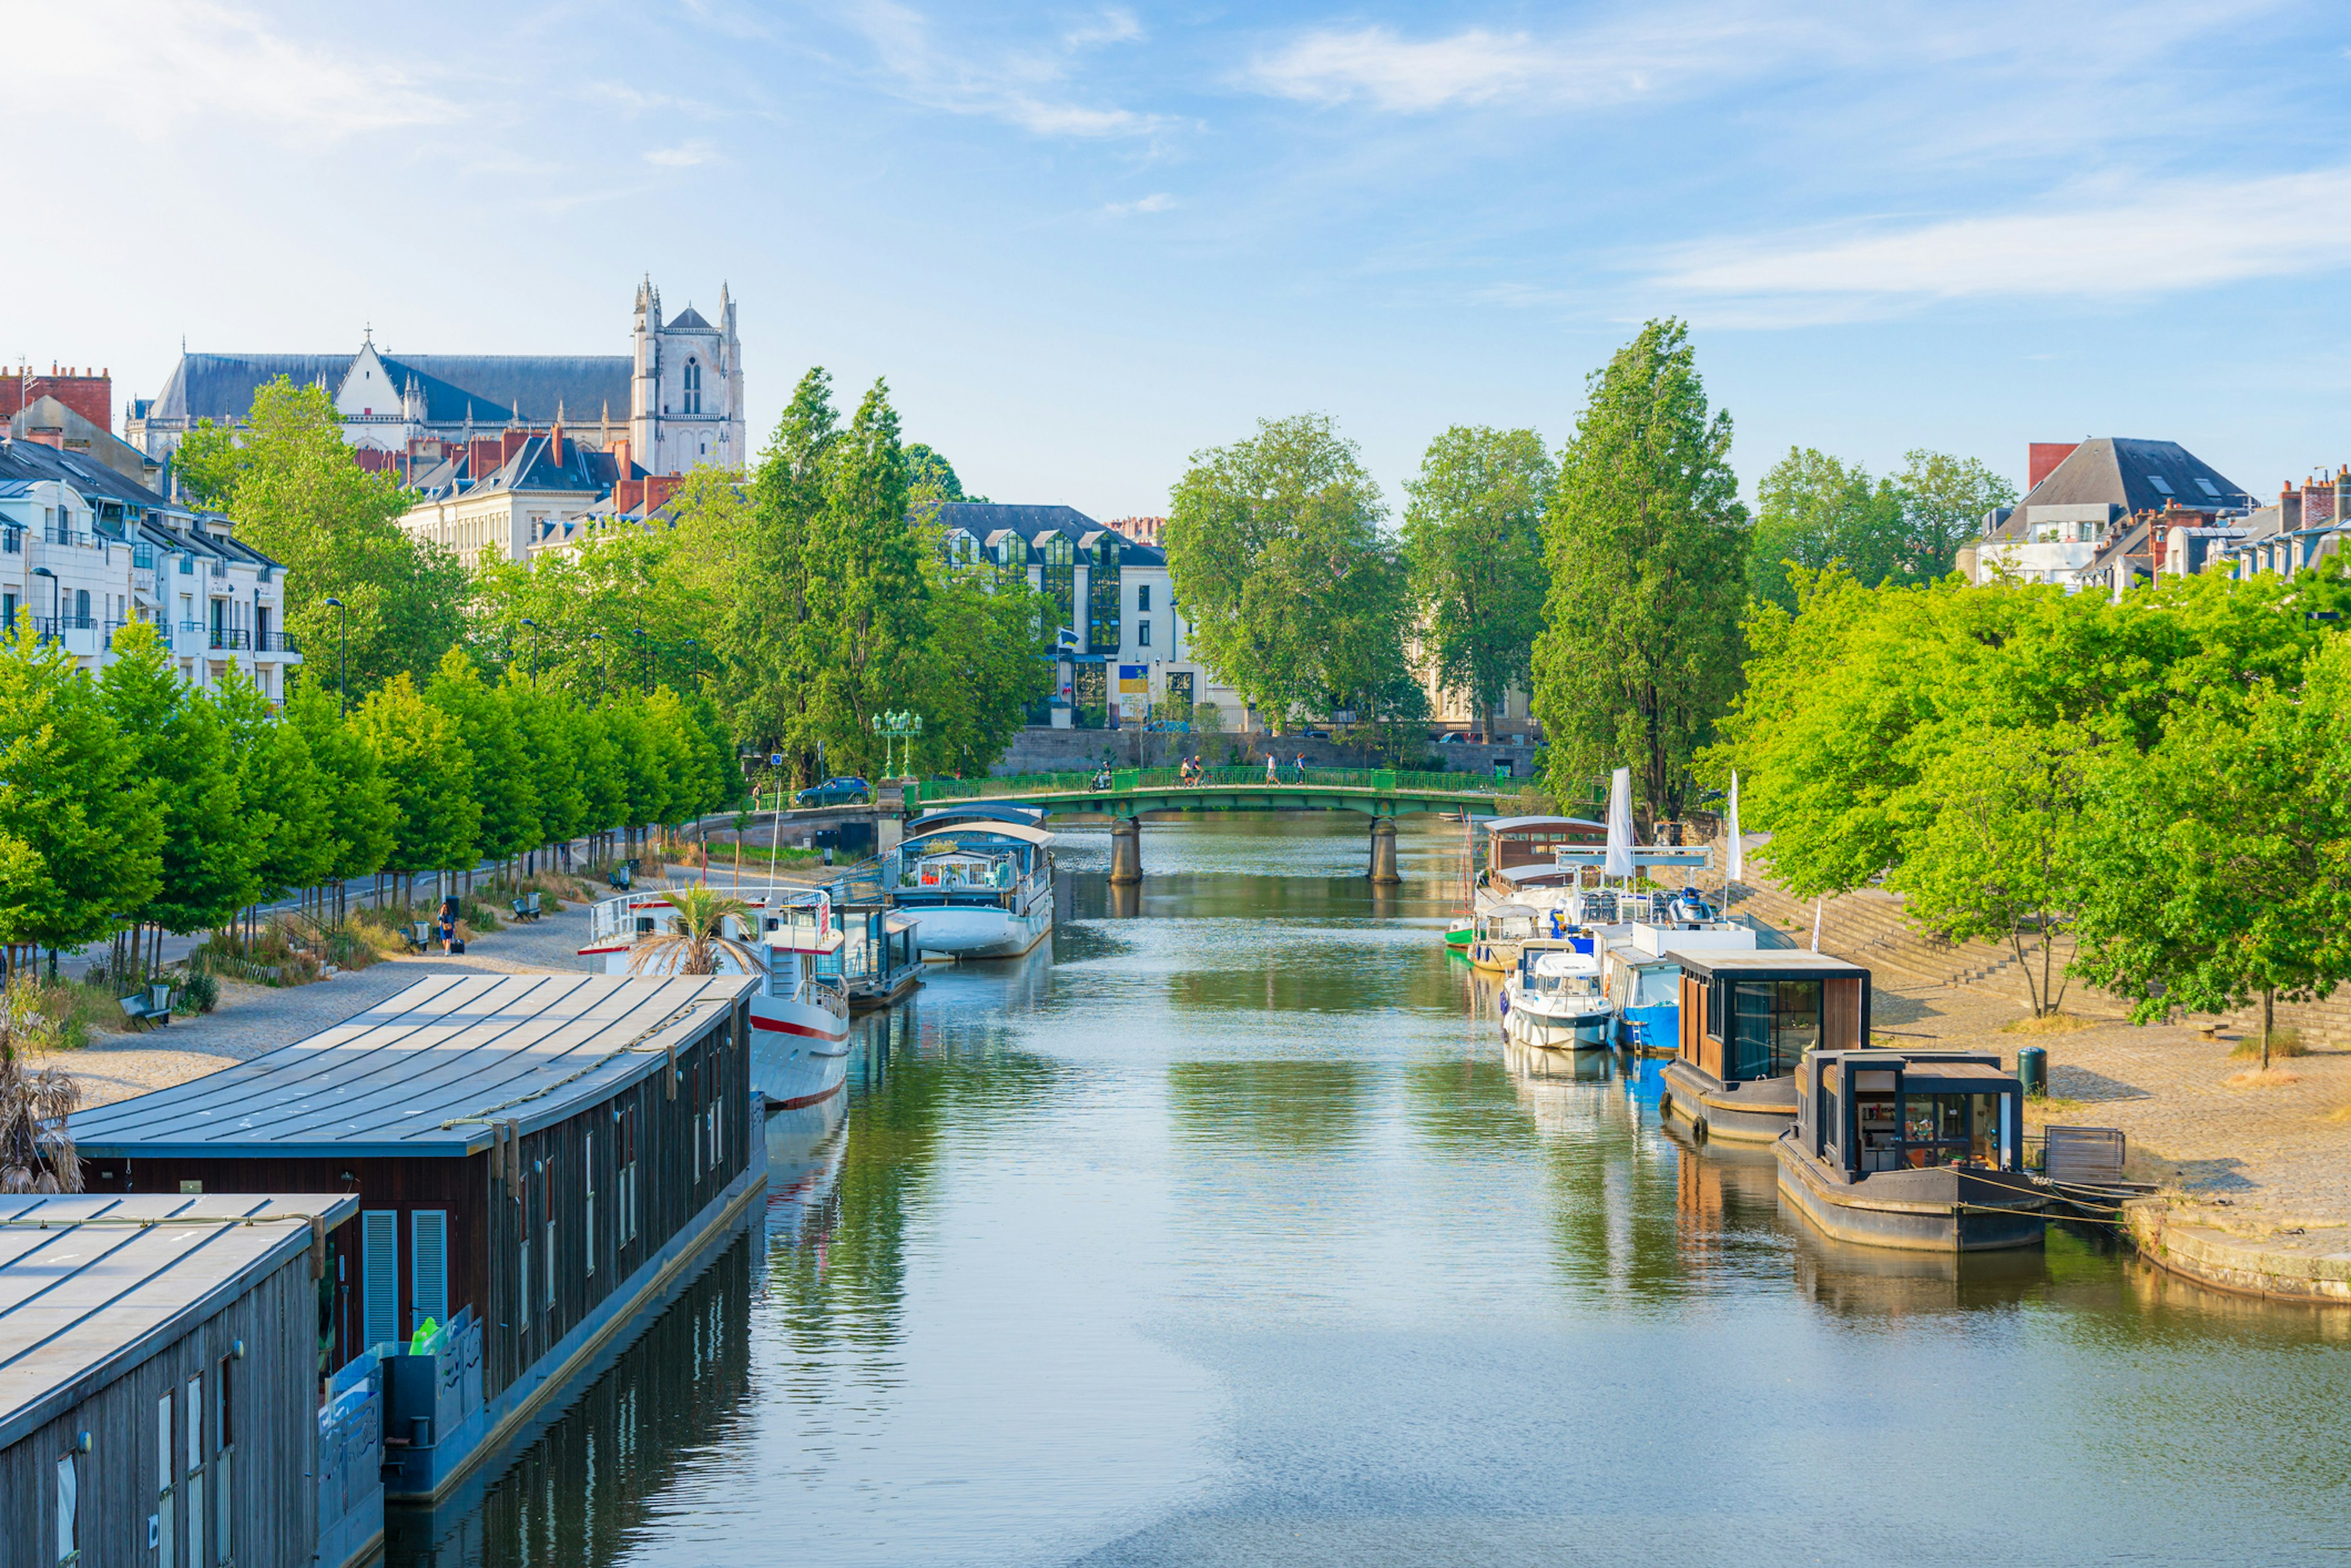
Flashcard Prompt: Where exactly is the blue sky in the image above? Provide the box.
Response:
[11,0,2351,519]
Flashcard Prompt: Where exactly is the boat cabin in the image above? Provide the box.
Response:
[1482,816,1605,893]
[1673,950,1870,1087]
[894,822,1052,896]
[70,974,762,1504]
[1796,1050,2025,1176]
[1513,937,1604,999]
[0,1193,367,1568]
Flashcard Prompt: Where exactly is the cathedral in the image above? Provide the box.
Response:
[126,278,746,480]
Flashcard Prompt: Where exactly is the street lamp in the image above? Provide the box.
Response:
[871,709,923,780]
[520,617,540,685]
[29,568,56,641]
[322,596,348,714]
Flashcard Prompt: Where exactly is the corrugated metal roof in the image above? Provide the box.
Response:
[1669,949,1867,977]
[0,1192,361,1450]
[70,974,748,1160]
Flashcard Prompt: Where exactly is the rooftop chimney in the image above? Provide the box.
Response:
[2028,442,2080,492]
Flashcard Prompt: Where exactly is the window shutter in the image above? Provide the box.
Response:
[411,1211,449,1332]
[361,1210,398,1349]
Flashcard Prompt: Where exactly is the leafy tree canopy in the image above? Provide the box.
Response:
[1403,425,1553,730]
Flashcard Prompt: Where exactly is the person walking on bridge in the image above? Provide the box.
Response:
[1294,752,1308,784]
[1265,751,1280,785]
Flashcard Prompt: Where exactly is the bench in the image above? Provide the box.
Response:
[117,985,174,1027]
[609,866,632,890]
[508,891,544,923]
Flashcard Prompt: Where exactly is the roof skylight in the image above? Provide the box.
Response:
[2195,478,2221,498]
[2148,475,2174,494]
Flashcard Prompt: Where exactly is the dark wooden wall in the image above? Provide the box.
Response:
[87,999,759,1418]
[0,1242,320,1568]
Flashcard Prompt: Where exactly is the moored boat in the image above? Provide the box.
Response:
[1775,1048,2047,1251]
[1659,950,1870,1145]
[1468,901,1540,973]
[888,811,1057,959]
[1501,938,1613,1050]
[581,887,853,1110]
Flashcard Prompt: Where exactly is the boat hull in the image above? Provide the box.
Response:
[1615,1002,1679,1056]
[1774,1136,2047,1252]
[751,1006,852,1109]
[1505,1004,1614,1051]
[904,901,1053,959]
[1657,1060,1799,1144]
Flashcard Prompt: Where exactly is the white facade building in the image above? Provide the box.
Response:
[0,440,299,699]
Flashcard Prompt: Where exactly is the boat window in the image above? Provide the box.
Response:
[1728,980,1819,1080]
[1899,1092,1999,1168]
[1631,969,1678,1008]
[1857,1092,1900,1171]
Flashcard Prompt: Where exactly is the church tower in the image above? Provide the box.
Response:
[628,276,746,476]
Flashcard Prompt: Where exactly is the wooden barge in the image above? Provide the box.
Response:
[1775,1048,2047,1251]
[0,1192,366,1568]
[1661,950,1870,1144]
[70,972,765,1506]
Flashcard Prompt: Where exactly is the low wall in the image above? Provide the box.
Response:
[2124,1201,2351,1304]
[989,726,1547,780]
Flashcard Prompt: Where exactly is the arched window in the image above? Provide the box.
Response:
[74,588,91,626]
[683,359,702,415]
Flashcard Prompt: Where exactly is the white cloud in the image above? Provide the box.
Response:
[645,138,721,167]
[1104,192,1175,216]
[1245,17,1787,113]
[9,0,457,140]
[1657,166,2351,312]
[850,0,1175,140]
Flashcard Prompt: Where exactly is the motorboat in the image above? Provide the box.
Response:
[1468,901,1540,974]
[887,814,1056,959]
[1499,938,1613,1050]
[580,887,853,1109]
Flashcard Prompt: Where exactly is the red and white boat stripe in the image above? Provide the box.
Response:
[750,1013,850,1043]
[770,1079,846,1111]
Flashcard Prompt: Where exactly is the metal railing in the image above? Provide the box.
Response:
[910,765,1528,802]
[45,525,91,547]
[258,630,299,653]
[209,626,251,650]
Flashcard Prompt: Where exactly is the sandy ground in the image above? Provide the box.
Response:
[1863,973,2351,1229]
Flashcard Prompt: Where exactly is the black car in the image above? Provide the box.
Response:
[795,776,871,808]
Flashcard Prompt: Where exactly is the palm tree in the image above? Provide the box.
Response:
[0,993,81,1193]
[627,886,760,977]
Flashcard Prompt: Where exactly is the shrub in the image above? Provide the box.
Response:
[173,968,220,1016]
[2230,1028,2308,1060]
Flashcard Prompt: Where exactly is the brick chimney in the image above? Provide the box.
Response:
[2028,442,2080,492]
[7,365,112,429]
[500,429,530,467]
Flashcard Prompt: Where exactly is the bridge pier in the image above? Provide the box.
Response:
[1108,817,1143,885]
[1368,817,1400,885]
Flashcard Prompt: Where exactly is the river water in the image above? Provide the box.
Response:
[392,816,2351,1568]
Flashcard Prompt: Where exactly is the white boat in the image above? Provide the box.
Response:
[580,887,853,1110]
[887,812,1056,959]
[1500,939,1614,1051]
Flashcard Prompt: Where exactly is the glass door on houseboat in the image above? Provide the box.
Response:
[1901,1093,2009,1168]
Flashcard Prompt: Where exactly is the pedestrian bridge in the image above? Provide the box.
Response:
[911,766,1529,884]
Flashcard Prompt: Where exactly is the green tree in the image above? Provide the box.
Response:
[1,626,162,962]
[2074,635,2351,1062]
[94,623,236,943]
[904,442,984,503]
[1164,413,1397,733]
[917,571,1053,775]
[196,378,467,691]
[172,418,249,509]
[286,680,396,920]
[424,648,539,885]
[1532,320,1750,825]
[1402,426,1553,733]
[504,675,587,868]
[1897,449,2017,579]
[213,664,332,912]
[1750,447,1908,610]
[356,674,480,903]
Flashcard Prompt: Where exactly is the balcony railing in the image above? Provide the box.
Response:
[257,631,299,653]
[45,526,92,548]
[209,626,252,651]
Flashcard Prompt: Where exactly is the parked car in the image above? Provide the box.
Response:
[1300,730,1332,741]
[795,776,871,808]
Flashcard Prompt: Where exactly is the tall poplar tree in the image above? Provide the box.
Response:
[357,674,480,903]
[1532,320,1750,824]
[425,648,539,885]
[94,623,238,942]
[287,680,396,920]
[1402,425,1553,733]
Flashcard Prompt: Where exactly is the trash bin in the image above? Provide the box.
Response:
[1491,759,1515,779]
[2017,1045,2047,1098]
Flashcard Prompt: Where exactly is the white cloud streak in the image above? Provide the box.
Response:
[1245,16,1791,113]
[645,138,721,167]
[1657,166,2351,310]
[1104,192,1175,215]
[10,0,457,140]
[851,0,1175,139]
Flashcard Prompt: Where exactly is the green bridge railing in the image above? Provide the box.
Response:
[909,765,1533,804]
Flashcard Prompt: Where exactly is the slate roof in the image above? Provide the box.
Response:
[1993,439,2251,538]
[932,502,1170,566]
[0,1193,363,1449]
[145,351,630,428]
[666,307,714,331]
[70,974,747,1160]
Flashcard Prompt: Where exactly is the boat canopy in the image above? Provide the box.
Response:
[912,802,1048,831]
[1531,949,1602,976]
[904,821,1056,849]
[766,926,844,955]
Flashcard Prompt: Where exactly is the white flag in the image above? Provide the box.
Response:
[1603,768,1633,879]
[1725,771,1744,884]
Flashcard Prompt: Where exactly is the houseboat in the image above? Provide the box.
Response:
[1597,892,1758,1052]
[582,888,855,1109]
[70,973,765,1506]
[1660,950,1870,1144]
[1775,1049,2048,1251]
[0,1192,370,1568]
[1501,938,1614,1050]
[1479,816,1608,898]
[890,807,1057,959]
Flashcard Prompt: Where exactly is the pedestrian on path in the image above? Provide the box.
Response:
[1265,752,1279,784]
[437,895,460,954]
